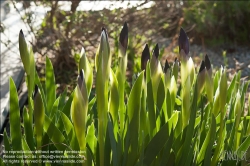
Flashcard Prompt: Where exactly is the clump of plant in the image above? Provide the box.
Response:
[1,22,250,166]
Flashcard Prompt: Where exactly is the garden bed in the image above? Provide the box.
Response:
[1,22,250,165]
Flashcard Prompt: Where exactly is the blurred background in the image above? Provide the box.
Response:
[1,0,250,94]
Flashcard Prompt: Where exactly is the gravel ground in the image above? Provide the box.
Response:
[189,44,250,80]
[158,37,250,82]
[189,44,250,111]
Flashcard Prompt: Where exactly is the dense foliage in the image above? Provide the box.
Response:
[1,22,250,166]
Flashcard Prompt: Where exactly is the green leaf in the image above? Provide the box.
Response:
[71,85,88,151]
[175,97,182,106]
[195,116,201,129]
[143,122,170,166]
[140,88,148,138]
[49,97,60,119]
[62,90,74,118]
[147,80,156,137]
[59,111,74,138]
[159,128,174,166]
[22,137,35,163]
[43,115,67,151]
[33,87,45,150]
[241,81,249,110]
[104,121,112,166]
[197,114,216,164]
[231,91,242,150]
[182,76,191,129]
[178,82,198,165]
[168,111,179,132]
[3,129,11,152]
[211,119,226,165]
[213,70,220,92]
[41,132,50,153]
[146,61,151,83]
[156,77,165,111]
[59,111,79,151]
[23,106,35,151]
[86,146,94,166]
[237,134,250,159]
[9,78,22,151]
[127,72,144,122]
[109,69,119,125]
[35,70,47,112]
[126,72,144,165]
[95,31,111,166]
[166,89,172,120]
[107,114,118,166]
[227,74,236,103]
[88,95,96,108]
[185,133,198,166]
[174,112,183,139]
[95,45,100,73]
[170,76,177,116]
[0,157,4,166]
[86,122,97,161]
[28,46,35,96]
[58,87,68,111]
[203,115,216,166]
[45,56,56,113]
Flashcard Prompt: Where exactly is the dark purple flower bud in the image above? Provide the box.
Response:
[119,22,128,53]
[164,59,170,73]
[197,60,206,98]
[20,29,24,36]
[33,85,39,99]
[150,44,160,74]
[178,27,189,55]
[173,58,179,81]
[204,54,211,70]
[199,60,206,73]
[152,43,159,59]
[204,54,212,76]
[141,44,150,71]
[80,69,84,80]
[78,69,84,90]
[77,69,88,101]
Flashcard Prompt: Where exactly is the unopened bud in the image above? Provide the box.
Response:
[197,61,206,97]
[79,47,93,97]
[77,69,88,105]
[172,58,179,81]
[164,59,171,89]
[205,54,212,77]
[19,30,30,74]
[33,85,45,149]
[164,59,170,73]
[141,44,150,71]
[178,28,189,55]
[119,22,128,55]
[150,44,159,75]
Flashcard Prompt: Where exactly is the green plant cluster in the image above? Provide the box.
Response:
[1,23,250,166]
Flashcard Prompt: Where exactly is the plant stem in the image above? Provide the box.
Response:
[97,78,108,166]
